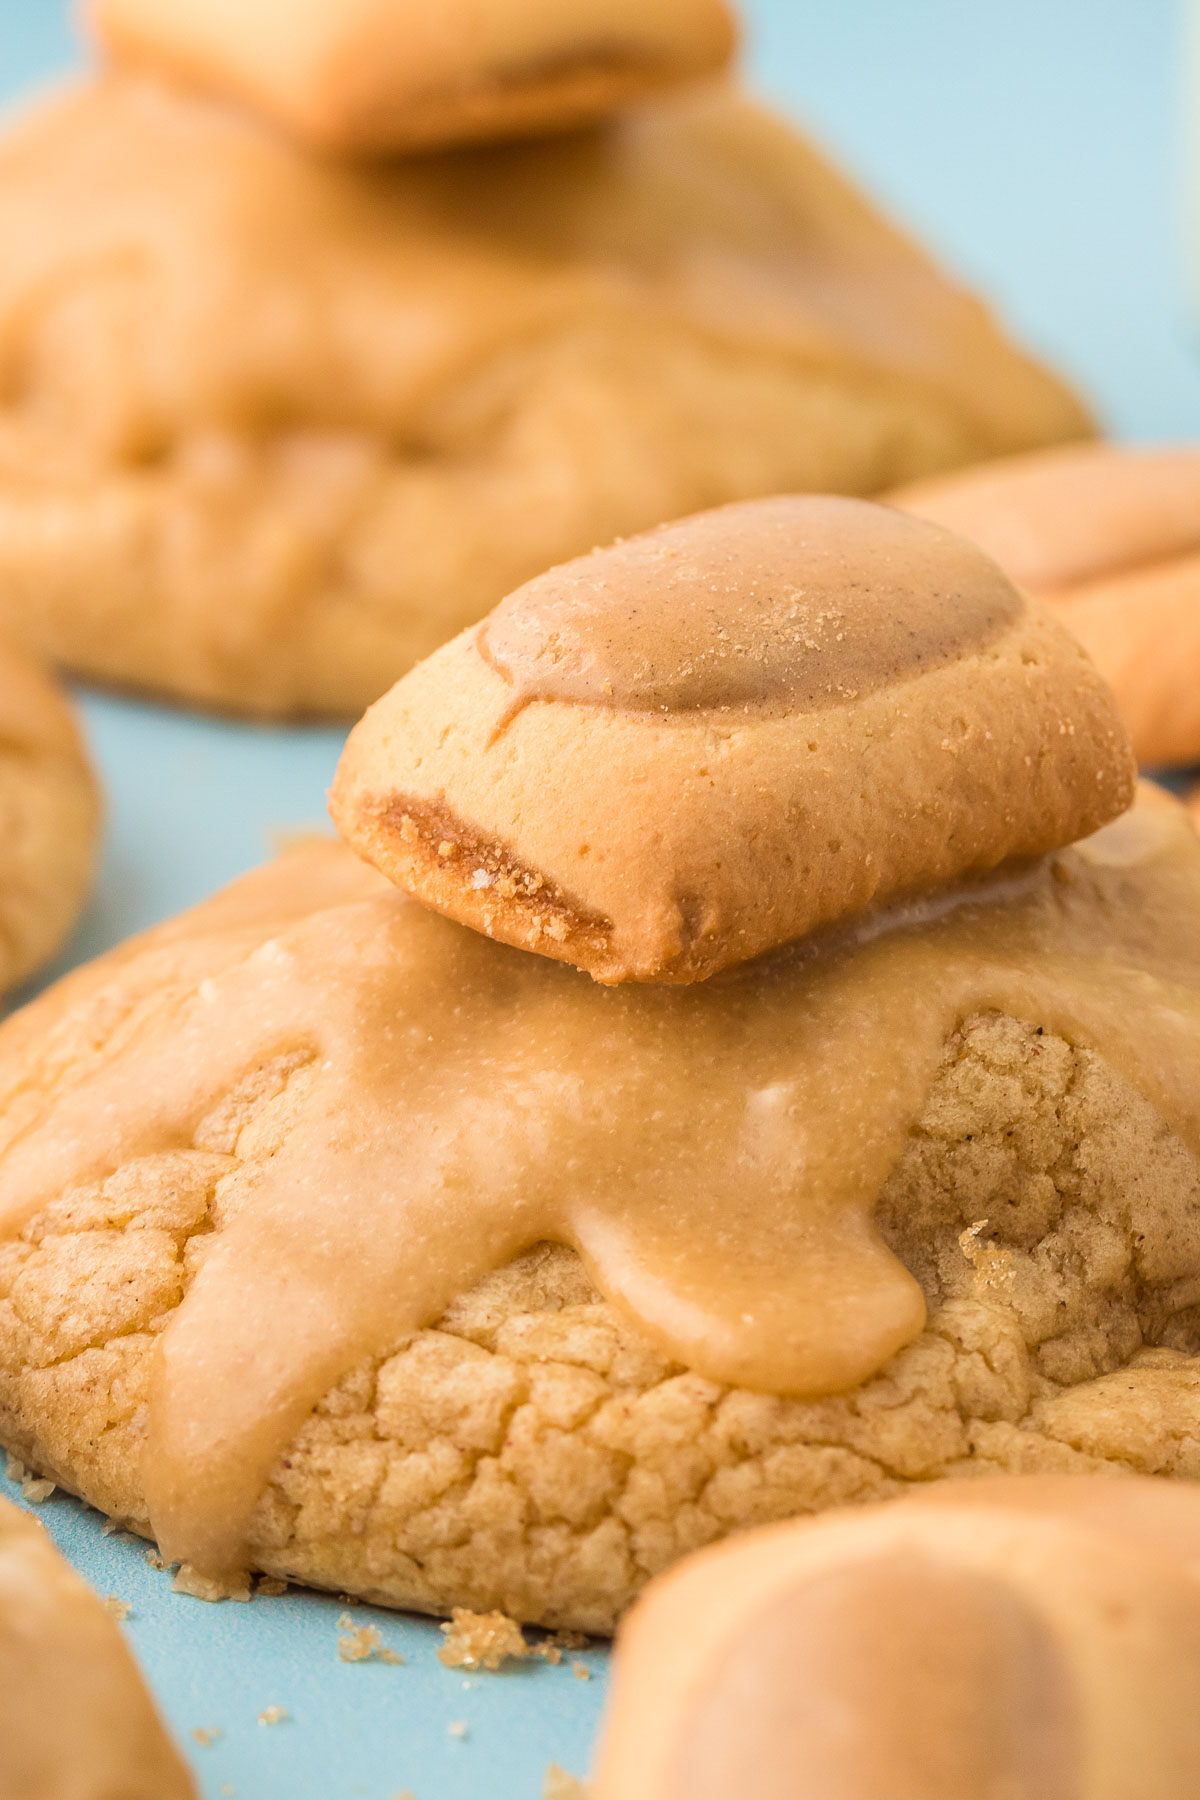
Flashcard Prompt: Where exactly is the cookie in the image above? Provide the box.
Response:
[0,78,1090,719]
[331,495,1134,984]
[889,443,1200,766]
[0,635,100,995]
[595,1475,1200,1799]
[2,780,1200,1629]
[0,1495,194,1797]
[89,0,738,155]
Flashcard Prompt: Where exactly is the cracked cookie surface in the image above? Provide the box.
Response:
[3,1010,1198,1632]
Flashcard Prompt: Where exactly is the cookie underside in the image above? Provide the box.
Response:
[1,1011,1196,1633]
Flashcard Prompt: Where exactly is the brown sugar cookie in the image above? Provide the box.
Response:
[3,783,1200,1630]
[888,443,1200,766]
[0,1496,194,1798]
[88,0,738,155]
[331,495,1134,984]
[594,1476,1200,1799]
[0,636,100,995]
[0,77,1090,719]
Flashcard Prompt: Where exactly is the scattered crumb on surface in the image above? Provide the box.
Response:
[544,1768,590,1799]
[145,1550,170,1572]
[219,1786,235,1798]
[173,1563,252,1603]
[3,1452,21,1482]
[101,1595,131,1622]
[257,1576,288,1597]
[5,1454,55,1502]
[257,1705,289,1726]
[191,1728,223,1749]
[101,1518,121,1536]
[571,1662,591,1681]
[336,1612,404,1665]
[438,1608,531,1671]
[447,1721,469,1740]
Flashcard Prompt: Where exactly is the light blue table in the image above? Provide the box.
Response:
[0,3,1197,1795]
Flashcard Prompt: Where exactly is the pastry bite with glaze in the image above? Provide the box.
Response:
[890,442,1200,766]
[594,1475,1200,1800]
[331,495,1135,983]
[0,76,1090,718]
[5,776,1200,1627]
[88,0,738,155]
[0,636,100,994]
[0,1495,194,1799]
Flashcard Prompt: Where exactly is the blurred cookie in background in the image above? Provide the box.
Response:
[594,1475,1200,1800]
[0,1495,194,1799]
[0,55,1090,716]
[88,0,740,154]
[891,443,1200,768]
[0,635,99,997]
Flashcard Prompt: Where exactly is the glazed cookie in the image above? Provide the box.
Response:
[889,443,1200,767]
[3,786,1200,1629]
[0,1495,194,1798]
[90,0,738,154]
[0,635,100,995]
[0,77,1090,718]
[331,496,1133,983]
[595,1476,1200,1799]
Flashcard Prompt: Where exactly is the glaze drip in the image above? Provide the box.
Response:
[0,793,1197,1579]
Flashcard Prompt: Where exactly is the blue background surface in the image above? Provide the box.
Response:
[0,2,1197,1795]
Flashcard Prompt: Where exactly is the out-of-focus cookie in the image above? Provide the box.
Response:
[0,78,1090,718]
[89,0,738,155]
[331,495,1133,984]
[0,1495,194,1798]
[889,443,1200,766]
[4,786,1200,1629]
[594,1475,1200,1799]
[0,636,99,995]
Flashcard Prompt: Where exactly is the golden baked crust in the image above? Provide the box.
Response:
[89,0,738,154]
[0,1496,194,1798]
[0,78,1090,719]
[4,1009,1200,1633]
[595,1475,1200,1799]
[889,444,1200,767]
[0,636,99,994]
[331,497,1135,984]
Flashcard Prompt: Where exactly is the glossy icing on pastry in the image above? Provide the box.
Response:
[0,785,1197,1583]
[333,496,1134,982]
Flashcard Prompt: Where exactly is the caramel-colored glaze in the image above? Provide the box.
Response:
[479,497,1021,718]
[669,1552,1079,1800]
[1,793,1198,1581]
[0,1498,195,1799]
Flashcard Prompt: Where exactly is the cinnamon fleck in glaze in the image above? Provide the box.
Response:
[478,496,1021,719]
[0,791,1197,1582]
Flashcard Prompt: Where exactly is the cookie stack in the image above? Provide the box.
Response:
[0,0,1090,717]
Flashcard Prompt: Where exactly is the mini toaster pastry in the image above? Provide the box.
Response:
[3,498,1200,1635]
[0,1497,194,1799]
[88,0,740,153]
[891,442,1200,766]
[0,2,1089,718]
[594,1476,1200,1800]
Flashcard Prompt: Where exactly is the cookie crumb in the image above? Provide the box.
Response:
[191,1727,223,1748]
[21,1475,56,1504]
[173,1563,252,1603]
[447,1721,469,1740]
[102,1595,132,1622]
[257,1705,289,1726]
[4,1452,25,1483]
[544,1767,590,1799]
[145,1549,171,1572]
[257,1576,288,1597]
[571,1661,591,1681]
[438,1607,530,1671]
[100,1518,121,1536]
[336,1612,404,1665]
[219,1786,235,1798]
